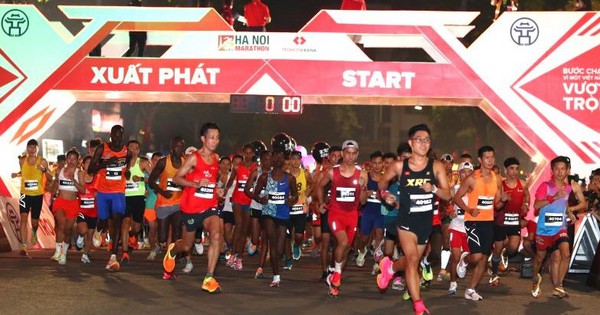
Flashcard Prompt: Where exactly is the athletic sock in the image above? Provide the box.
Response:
[441,248,451,270]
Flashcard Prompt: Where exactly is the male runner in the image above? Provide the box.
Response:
[162,122,224,293]
[531,156,586,298]
[145,151,163,260]
[356,151,384,268]
[89,125,131,271]
[287,150,313,264]
[316,140,368,297]
[377,124,451,315]
[122,140,151,263]
[12,139,52,255]
[489,157,530,285]
[453,145,504,300]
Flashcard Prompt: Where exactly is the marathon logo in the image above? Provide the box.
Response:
[477,196,494,210]
[218,34,270,52]
[166,179,182,191]
[268,192,286,205]
[405,178,431,187]
[80,198,94,208]
[409,194,433,213]
[194,184,215,199]
[336,187,356,202]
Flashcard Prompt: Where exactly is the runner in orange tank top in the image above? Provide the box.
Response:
[453,145,505,301]
[161,122,224,294]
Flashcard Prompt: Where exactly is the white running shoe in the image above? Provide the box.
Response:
[81,253,91,264]
[194,243,204,256]
[449,281,458,295]
[92,230,102,248]
[182,261,194,274]
[465,288,483,301]
[58,253,67,265]
[356,248,366,267]
[457,252,469,279]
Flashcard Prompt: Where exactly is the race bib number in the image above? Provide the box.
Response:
[24,180,39,190]
[268,191,286,205]
[80,197,95,209]
[367,191,380,204]
[544,213,564,227]
[477,196,494,210]
[106,167,123,180]
[194,184,215,199]
[166,178,182,191]
[503,213,520,226]
[237,180,247,192]
[291,204,304,214]
[59,179,74,187]
[409,193,433,213]
[336,187,356,202]
[125,181,139,192]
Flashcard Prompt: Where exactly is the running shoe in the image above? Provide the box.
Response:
[51,248,60,261]
[128,235,137,250]
[553,285,568,298]
[292,243,301,260]
[374,240,384,263]
[247,242,257,256]
[531,273,542,298]
[327,271,341,288]
[377,256,394,291]
[106,254,120,271]
[328,285,339,297]
[420,259,434,281]
[226,254,236,268]
[489,274,500,286]
[270,280,280,288]
[92,230,102,248]
[402,290,411,301]
[234,257,243,271]
[76,235,84,250]
[162,270,176,280]
[500,248,509,271]
[437,269,449,282]
[356,248,366,267]
[182,261,193,273]
[283,257,293,270]
[194,242,204,256]
[120,252,130,265]
[58,253,67,265]
[255,267,265,279]
[162,243,176,273]
[224,249,232,261]
[457,252,469,279]
[81,253,91,264]
[31,232,38,246]
[147,249,157,261]
[465,288,483,301]
[19,244,28,256]
[372,263,380,276]
[413,299,430,315]
[392,276,405,291]
[202,277,222,294]
[448,281,458,295]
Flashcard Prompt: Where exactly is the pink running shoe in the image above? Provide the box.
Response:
[377,256,394,291]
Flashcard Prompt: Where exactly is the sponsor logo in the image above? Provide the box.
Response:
[218,34,270,52]
[406,178,431,187]
[510,17,539,46]
[2,9,29,37]
[281,36,317,53]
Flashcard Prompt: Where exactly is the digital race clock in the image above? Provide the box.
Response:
[229,94,303,115]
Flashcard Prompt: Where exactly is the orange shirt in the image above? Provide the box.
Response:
[94,143,128,193]
[465,169,497,222]
[156,155,184,207]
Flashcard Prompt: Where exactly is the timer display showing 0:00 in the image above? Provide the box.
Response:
[229,94,303,115]
[264,96,302,113]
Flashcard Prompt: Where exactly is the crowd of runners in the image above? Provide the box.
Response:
[12,122,600,315]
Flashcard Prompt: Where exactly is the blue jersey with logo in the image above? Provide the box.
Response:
[262,172,291,220]
[536,180,572,236]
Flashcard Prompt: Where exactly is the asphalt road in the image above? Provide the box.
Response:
[0,248,598,315]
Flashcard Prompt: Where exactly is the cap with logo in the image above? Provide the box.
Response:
[441,153,453,162]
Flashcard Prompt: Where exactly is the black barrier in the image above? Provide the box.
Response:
[587,240,600,290]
